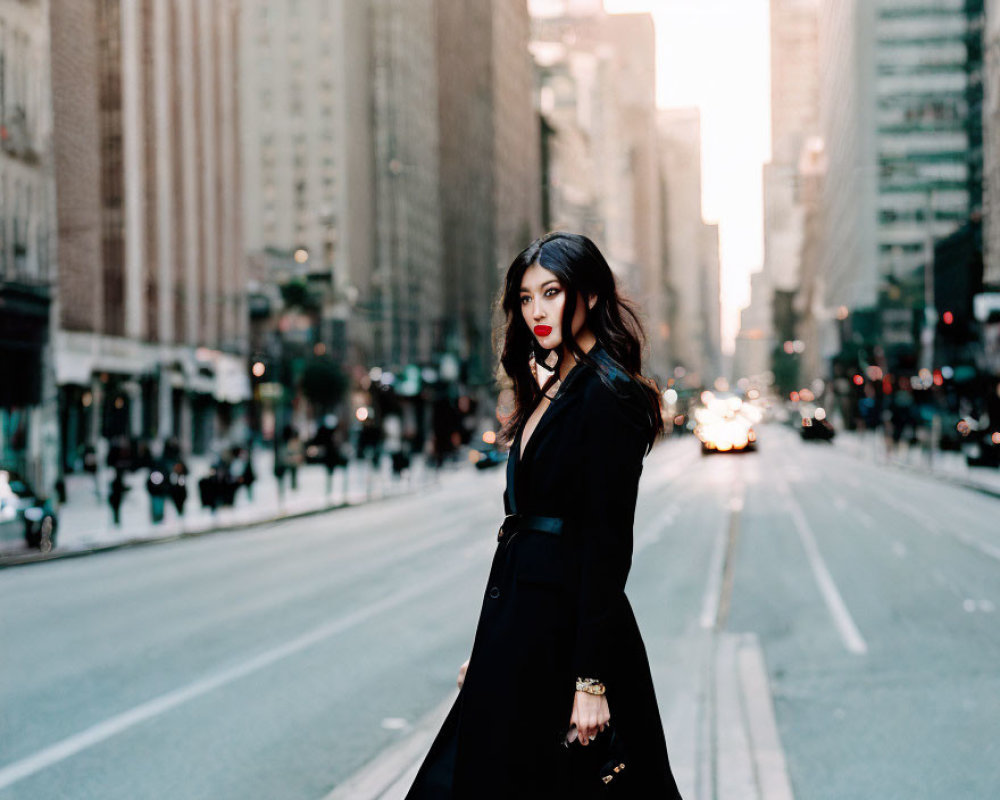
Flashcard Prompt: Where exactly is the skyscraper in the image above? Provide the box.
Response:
[51,0,247,459]
[531,5,668,379]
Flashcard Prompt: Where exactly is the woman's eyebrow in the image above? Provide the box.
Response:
[519,280,560,292]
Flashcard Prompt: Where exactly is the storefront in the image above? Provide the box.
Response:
[0,282,54,487]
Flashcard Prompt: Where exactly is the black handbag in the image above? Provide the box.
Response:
[561,720,631,790]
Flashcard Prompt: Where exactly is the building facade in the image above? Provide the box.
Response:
[368,0,443,373]
[985,0,1000,285]
[0,0,59,492]
[239,0,373,371]
[817,0,879,316]
[658,107,722,387]
[50,0,247,465]
[741,0,822,388]
[531,6,669,380]
[819,0,980,313]
[437,0,542,390]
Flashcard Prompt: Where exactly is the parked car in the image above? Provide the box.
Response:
[799,406,836,441]
[468,437,506,470]
[0,469,59,552]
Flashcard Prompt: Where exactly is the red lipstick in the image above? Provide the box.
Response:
[534,325,552,336]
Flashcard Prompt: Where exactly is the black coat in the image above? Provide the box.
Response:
[406,341,684,799]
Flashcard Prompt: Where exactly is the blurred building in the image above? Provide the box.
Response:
[437,0,542,390]
[239,0,373,370]
[816,0,879,317]
[818,0,981,316]
[0,0,59,493]
[530,6,670,381]
[658,107,722,387]
[50,0,248,463]
[369,0,443,372]
[738,0,822,390]
[734,272,774,382]
[985,0,1000,286]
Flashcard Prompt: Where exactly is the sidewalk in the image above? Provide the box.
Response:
[0,449,469,566]
[835,428,1000,499]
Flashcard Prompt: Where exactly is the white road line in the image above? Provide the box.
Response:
[0,561,474,792]
[777,479,868,655]
[700,510,730,630]
[700,479,744,630]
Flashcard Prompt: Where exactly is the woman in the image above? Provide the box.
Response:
[405,232,684,799]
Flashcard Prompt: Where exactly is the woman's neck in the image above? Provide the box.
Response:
[558,331,597,381]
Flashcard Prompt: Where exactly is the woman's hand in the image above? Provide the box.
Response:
[457,658,470,689]
[569,691,610,745]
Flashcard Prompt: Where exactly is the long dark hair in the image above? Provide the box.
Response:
[494,231,664,451]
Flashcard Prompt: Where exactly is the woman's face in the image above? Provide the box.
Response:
[519,262,589,351]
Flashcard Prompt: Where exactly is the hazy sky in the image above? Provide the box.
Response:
[602,0,772,353]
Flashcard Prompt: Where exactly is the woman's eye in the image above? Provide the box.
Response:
[520,289,559,303]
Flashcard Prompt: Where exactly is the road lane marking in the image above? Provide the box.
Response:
[701,511,731,630]
[0,560,475,792]
[702,476,745,630]
[776,478,868,655]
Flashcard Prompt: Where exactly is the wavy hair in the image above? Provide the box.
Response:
[494,231,664,451]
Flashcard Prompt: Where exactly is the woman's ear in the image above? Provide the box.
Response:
[587,294,597,311]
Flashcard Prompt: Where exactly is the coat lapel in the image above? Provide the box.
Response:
[508,347,599,507]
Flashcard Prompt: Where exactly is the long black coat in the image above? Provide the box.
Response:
[406,342,684,799]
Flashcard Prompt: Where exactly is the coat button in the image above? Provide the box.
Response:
[488,586,500,599]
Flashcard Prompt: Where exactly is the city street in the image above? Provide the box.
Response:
[1,426,998,799]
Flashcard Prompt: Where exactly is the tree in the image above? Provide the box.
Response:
[300,358,348,413]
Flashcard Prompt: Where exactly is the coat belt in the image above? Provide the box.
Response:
[497,512,565,541]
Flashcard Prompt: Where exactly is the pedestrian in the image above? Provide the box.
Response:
[146,461,168,524]
[318,420,343,496]
[405,232,683,799]
[284,426,303,491]
[273,436,288,501]
[169,460,188,516]
[239,447,256,501]
[107,468,129,527]
[199,468,221,512]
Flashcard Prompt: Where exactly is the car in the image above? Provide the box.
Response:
[693,391,759,454]
[0,469,59,552]
[799,406,836,441]
[469,442,506,470]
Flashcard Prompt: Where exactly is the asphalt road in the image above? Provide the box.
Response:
[1,425,997,799]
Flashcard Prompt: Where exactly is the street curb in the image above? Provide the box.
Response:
[0,476,443,569]
[713,632,797,800]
